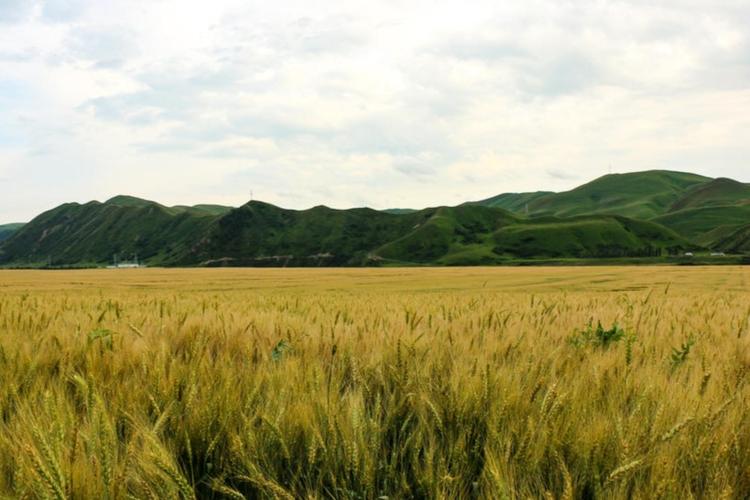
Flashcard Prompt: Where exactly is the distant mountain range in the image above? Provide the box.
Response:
[1,170,748,267]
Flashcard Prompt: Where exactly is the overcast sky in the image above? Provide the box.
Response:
[1,0,749,222]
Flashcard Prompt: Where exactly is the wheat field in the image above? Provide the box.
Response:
[0,267,749,499]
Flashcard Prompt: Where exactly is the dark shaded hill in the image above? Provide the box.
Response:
[0,196,694,267]
[107,195,234,216]
[0,198,217,266]
[382,208,417,215]
[105,195,160,209]
[186,201,431,266]
[177,204,234,216]
[188,202,692,266]
[372,205,519,265]
[0,223,24,243]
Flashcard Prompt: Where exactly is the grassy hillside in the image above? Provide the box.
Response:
[652,205,750,246]
[0,170,722,267]
[0,197,695,267]
[173,204,234,216]
[0,223,24,243]
[669,178,750,211]
[0,200,217,266]
[492,216,690,259]
[474,172,750,250]
[473,191,554,213]
[713,224,750,254]
[107,195,233,216]
[382,208,417,215]
[192,202,692,266]
[105,195,161,209]
[374,205,518,265]
[189,201,434,266]
[523,170,711,219]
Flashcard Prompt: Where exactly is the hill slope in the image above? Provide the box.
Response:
[372,205,519,265]
[473,191,554,213]
[0,199,217,266]
[0,196,694,267]
[652,205,750,246]
[713,224,750,254]
[668,178,750,211]
[0,223,24,243]
[187,201,432,266]
[106,195,234,216]
[178,204,234,216]
[474,171,750,248]
[645,178,750,246]
[188,202,691,266]
[4,168,730,267]
[382,208,417,215]
[525,170,712,219]
[491,216,689,259]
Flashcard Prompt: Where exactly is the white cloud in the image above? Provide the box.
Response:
[0,0,749,222]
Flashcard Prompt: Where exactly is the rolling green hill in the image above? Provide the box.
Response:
[474,171,750,250]
[669,178,750,211]
[713,224,750,254]
[4,169,747,267]
[0,223,24,243]
[173,204,235,216]
[187,201,432,266]
[0,199,217,266]
[187,202,690,266]
[491,216,689,259]
[473,191,554,213]
[105,195,161,209]
[372,205,519,265]
[647,179,750,246]
[524,170,712,219]
[652,205,750,246]
[382,208,417,215]
[106,195,234,217]
[0,196,694,267]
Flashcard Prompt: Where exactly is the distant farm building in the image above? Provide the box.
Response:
[106,254,144,269]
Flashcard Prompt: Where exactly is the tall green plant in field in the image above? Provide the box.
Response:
[568,321,625,348]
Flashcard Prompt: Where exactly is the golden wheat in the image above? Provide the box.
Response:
[0,266,748,498]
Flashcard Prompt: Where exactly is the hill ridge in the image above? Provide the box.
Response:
[4,169,748,267]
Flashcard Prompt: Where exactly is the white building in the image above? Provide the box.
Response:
[106,254,144,268]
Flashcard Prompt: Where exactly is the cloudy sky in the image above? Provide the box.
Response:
[1,0,749,222]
